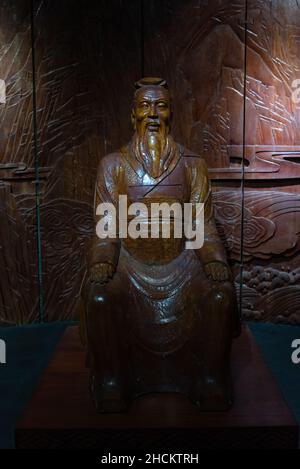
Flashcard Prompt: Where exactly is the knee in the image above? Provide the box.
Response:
[92,291,107,305]
[213,289,226,304]
[87,282,112,309]
[210,282,234,308]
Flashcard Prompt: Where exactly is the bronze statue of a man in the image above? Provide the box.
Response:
[81,77,239,412]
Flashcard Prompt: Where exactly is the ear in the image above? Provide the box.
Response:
[131,109,136,130]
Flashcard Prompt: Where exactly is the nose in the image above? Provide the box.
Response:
[149,103,158,118]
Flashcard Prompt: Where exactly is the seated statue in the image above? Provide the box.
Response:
[80,77,239,412]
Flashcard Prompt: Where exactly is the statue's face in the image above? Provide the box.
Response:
[132,86,171,137]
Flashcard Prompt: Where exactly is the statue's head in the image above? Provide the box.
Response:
[131,77,171,140]
[130,78,174,178]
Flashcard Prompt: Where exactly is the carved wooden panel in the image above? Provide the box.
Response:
[33,0,141,320]
[142,0,244,316]
[240,0,300,324]
[143,0,246,168]
[0,0,41,324]
[1,0,300,325]
[143,0,300,324]
[213,190,300,323]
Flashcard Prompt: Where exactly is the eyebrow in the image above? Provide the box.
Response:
[138,97,169,103]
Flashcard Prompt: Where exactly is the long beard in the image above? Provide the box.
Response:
[139,130,167,179]
[131,126,179,179]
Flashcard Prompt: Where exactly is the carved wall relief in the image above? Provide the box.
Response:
[241,0,300,323]
[142,0,300,324]
[214,189,300,324]
[0,0,300,324]
[0,0,40,324]
[33,0,141,320]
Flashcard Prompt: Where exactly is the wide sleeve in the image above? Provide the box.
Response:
[88,156,121,268]
[189,158,228,266]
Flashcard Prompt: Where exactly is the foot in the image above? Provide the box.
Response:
[89,373,128,413]
[189,375,232,411]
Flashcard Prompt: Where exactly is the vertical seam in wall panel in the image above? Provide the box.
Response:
[239,0,248,321]
[140,0,144,77]
[30,0,45,323]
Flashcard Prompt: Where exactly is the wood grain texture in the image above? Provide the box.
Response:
[1,0,300,324]
[241,0,300,324]
[33,0,141,320]
[143,0,300,325]
[0,0,40,324]
[143,0,246,167]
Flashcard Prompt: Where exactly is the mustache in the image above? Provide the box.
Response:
[145,118,160,124]
[144,120,161,131]
[142,122,167,135]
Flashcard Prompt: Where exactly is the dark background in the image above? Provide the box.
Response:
[0,0,300,325]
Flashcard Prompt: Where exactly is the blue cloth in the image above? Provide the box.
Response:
[248,322,300,446]
[0,322,69,448]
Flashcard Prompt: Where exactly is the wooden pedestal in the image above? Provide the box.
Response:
[15,326,298,449]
